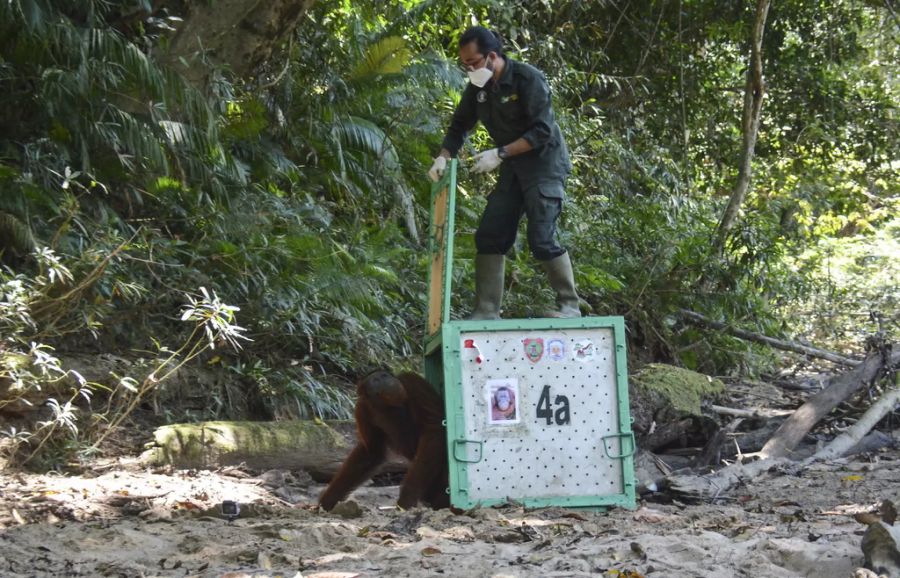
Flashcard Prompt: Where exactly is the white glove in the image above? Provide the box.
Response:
[428,156,448,182]
[471,148,502,174]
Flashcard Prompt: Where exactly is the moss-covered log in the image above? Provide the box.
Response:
[141,420,353,480]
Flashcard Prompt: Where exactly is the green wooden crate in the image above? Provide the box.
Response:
[424,162,635,510]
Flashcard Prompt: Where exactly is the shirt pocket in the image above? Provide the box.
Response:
[494,93,525,126]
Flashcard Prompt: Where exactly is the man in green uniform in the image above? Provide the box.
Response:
[428,26,581,319]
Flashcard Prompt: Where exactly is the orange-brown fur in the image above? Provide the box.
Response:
[318,370,449,510]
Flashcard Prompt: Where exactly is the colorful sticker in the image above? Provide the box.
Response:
[487,378,520,425]
[573,339,596,363]
[547,338,565,361]
[523,338,544,364]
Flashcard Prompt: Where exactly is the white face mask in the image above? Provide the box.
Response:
[467,65,493,88]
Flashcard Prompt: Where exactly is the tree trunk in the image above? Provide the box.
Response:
[759,349,900,459]
[159,0,316,87]
[679,309,861,367]
[811,385,900,462]
[712,0,771,256]
[140,419,408,482]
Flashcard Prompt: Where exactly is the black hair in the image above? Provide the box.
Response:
[459,26,503,57]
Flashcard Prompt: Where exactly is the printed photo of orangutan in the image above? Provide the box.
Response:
[488,379,519,424]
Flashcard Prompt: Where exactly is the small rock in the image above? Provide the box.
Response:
[278,528,303,541]
[633,506,670,524]
[139,505,174,522]
[292,470,314,487]
[415,526,441,539]
[273,486,305,504]
[259,469,286,488]
[492,530,529,543]
[257,550,273,570]
[442,525,476,542]
[330,500,363,519]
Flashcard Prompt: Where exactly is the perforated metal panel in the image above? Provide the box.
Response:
[441,317,636,510]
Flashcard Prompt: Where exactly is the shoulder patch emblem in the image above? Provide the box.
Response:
[476,90,487,103]
[500,94,519,103]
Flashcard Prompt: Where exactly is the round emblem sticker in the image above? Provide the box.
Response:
[476,90,487,103]
[573,339,596,363]
[547,338,565,361]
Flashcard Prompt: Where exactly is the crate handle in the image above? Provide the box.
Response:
[601,432,635,459]
[453,439,483,463]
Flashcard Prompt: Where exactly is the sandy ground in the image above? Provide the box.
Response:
[0,446,897,578]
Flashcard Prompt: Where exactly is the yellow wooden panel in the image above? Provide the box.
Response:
[428,184,449,336]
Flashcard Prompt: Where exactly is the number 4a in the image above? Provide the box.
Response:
[536,385,571,425]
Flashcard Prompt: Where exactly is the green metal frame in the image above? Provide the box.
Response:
[439,317,636,510]
[423,161,636,510]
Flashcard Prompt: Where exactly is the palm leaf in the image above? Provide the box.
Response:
[0,211,37,259]
[335,115,396,163]
[333,116,419,241]
[349,36,411,81]
[2,0,48,32]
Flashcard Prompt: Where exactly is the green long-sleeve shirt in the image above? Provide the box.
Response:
[441,57,571,185]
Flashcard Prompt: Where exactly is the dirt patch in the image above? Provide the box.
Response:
[1,447,896,577]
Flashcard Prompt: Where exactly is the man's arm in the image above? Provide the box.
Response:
[498,137,533,158]
[518,71,555,151]
[441,86,479,157]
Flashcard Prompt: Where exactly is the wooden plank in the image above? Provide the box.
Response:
[427,184,449,336]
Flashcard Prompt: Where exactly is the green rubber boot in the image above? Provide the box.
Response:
[468,254,505,320]
[541,252,582,318]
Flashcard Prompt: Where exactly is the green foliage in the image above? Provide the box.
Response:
[0,1,455,442]
[0,248,250,468]
[786,218,900,349]
[0,211,37,262]
[0,0,897,470]
[455,0,898,372]
[350,36,412,79]
[0,0,233,200]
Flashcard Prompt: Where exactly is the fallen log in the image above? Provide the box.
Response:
[759,349,900,459]
[140,420,408,482]
[667,429,894,502]
[666,457,792,502]
[678,309,861,367]
[667,349,898,502]
[709,405,793,419]
[811,386,900,462]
